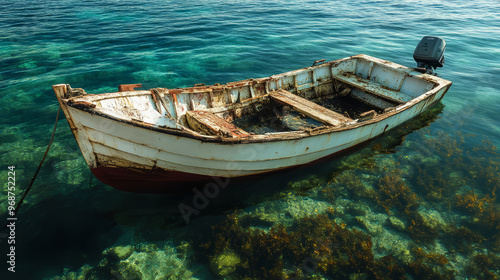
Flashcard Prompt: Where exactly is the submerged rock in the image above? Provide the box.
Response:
[349,273,368,280]
[49,242,200,280]
[346,202,370,216]
[356,216,383,235]
[209,249,241,277]
[417,208,447,232]
[49,264,94,280]
[114,249,196,280]
[113,258,142,280]
[373,230,413,264]
[355,212,387,235]
[387,216,406,232]
[244,196,331,227]
[103,245,134,260]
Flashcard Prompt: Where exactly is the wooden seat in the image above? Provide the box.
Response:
[186,110,250,138]
[270,89,352,127]
[332,72,412,103]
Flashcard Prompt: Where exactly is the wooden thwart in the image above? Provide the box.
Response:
[186,110,250,138]
[270,89,352,127]
[332,72,412,103]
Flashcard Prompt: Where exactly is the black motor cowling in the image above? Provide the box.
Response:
[413,36,446,74]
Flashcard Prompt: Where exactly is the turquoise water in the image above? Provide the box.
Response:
[1,0,499,279]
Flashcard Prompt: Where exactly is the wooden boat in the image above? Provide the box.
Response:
[53,54,452,192]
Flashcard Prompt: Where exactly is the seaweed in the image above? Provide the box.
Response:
[429,131,465,163]
[409,132,468,203]
[410,132,499,208]
[455,190,494,215]
[405,212,439,244]
[451,185,500,256]
[332,170,364,195]
[412,247,449,266]
[408,261,455,280]
[442,225,484,254]
[470,206,500,240]
[414,166,455,202]
[376,172,420,214]
[204,212,289,279]
[465,253,500,280]
[455,191,500,238]
[201,210,406,279]
[494,233,500,254]
[469,139,500,203]
[287,175,327,196]
[286,210,378,278]
[407,247,455,280]
[324,169,376,202]
[199,210,462,279]
[320,184,336,203]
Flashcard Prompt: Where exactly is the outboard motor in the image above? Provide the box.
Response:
[413,36,446,74]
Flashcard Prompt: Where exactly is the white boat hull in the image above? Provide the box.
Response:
[53,54,452,192]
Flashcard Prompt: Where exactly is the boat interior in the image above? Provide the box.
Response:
[67,55,437,138]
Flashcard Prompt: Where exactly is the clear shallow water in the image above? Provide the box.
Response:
[0,0,499,279]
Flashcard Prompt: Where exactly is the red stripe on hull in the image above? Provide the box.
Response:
[91,167,214,193]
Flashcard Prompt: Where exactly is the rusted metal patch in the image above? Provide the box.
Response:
[119,84,142,92]
[312,59,326,66]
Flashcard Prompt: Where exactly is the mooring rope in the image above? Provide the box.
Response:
[1,105,61,232]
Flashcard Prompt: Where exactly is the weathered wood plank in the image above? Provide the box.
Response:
[332,72,412,103]
[270,89,351,127]
[186,110,250,138]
